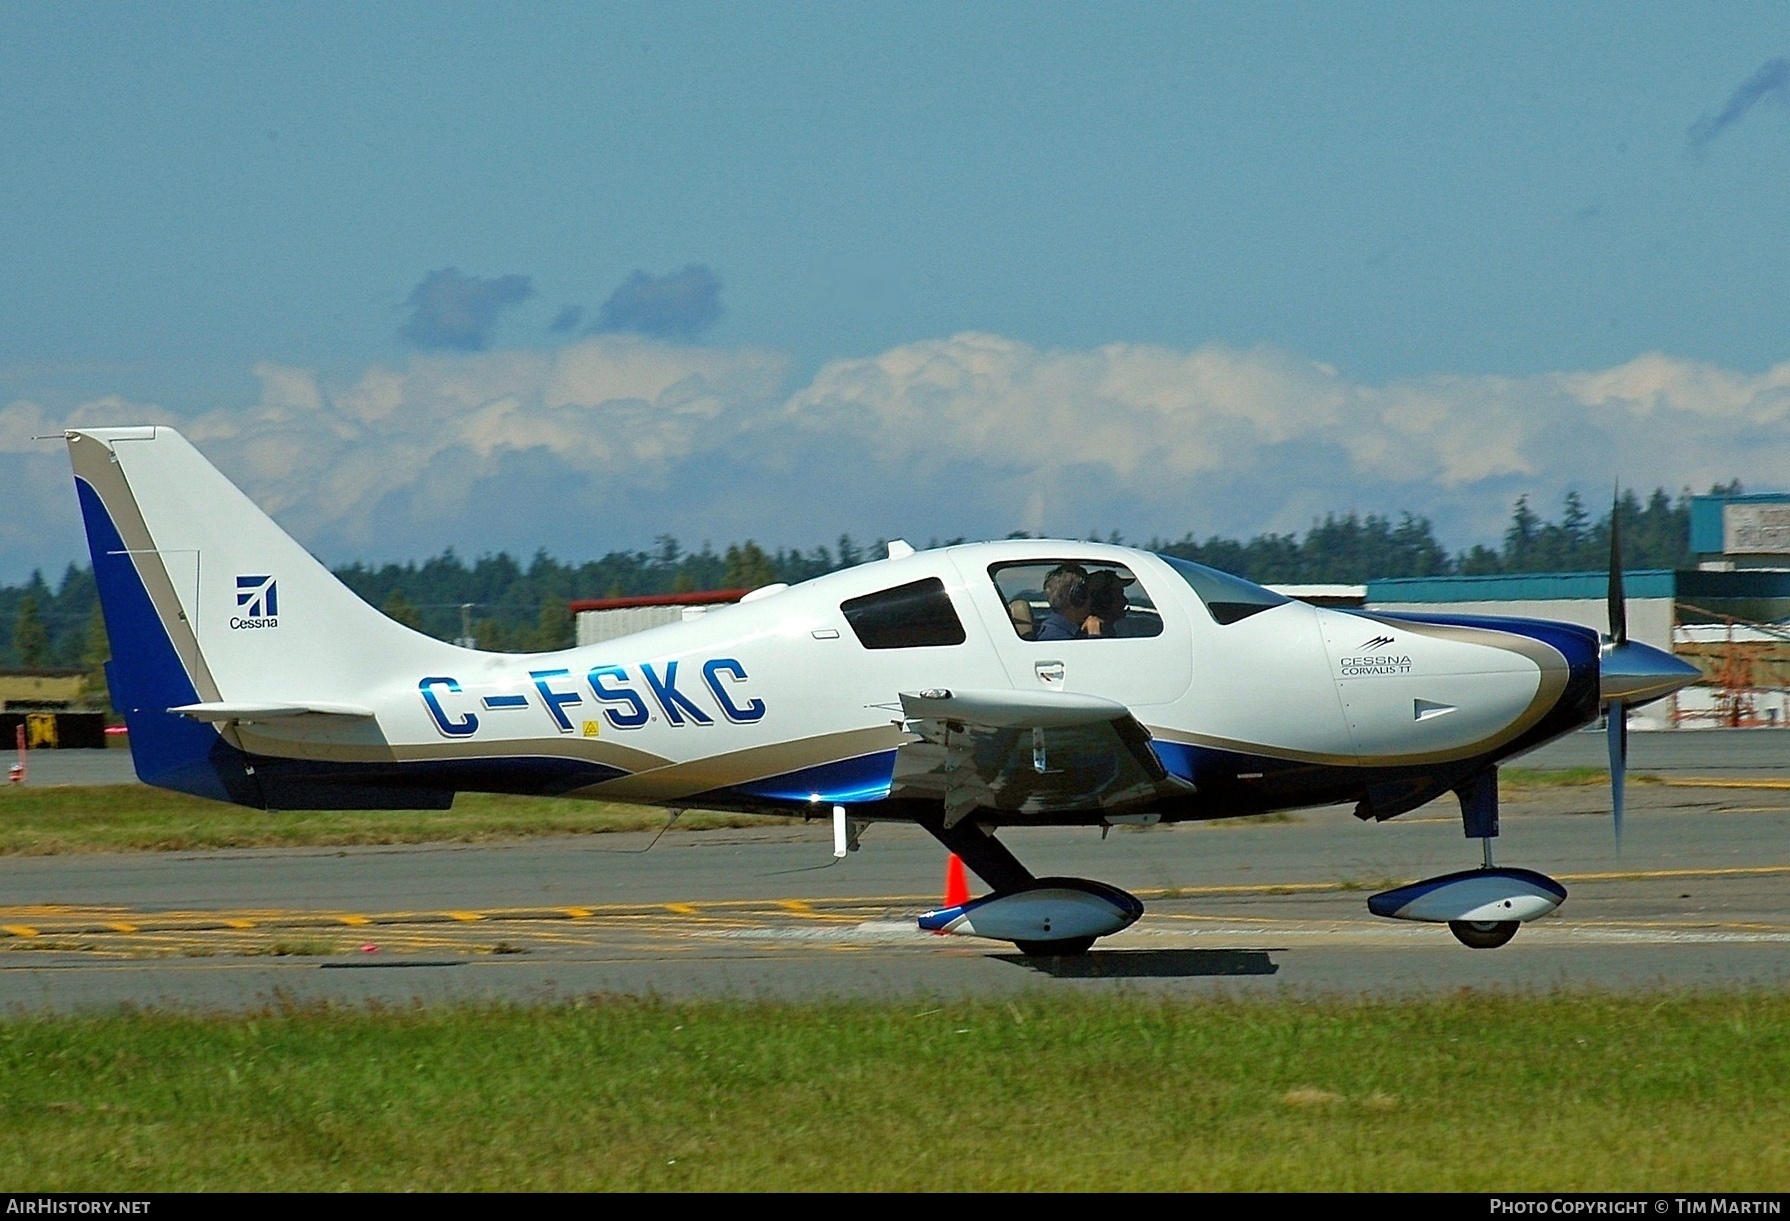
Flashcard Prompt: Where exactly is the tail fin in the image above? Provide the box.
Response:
[67,426,457,803]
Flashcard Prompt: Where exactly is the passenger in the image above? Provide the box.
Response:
[1007,597,1038,640]
[1083,569,1135,637]
[1034,564,1091,641]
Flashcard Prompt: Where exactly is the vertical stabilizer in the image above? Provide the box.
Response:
[66,426,458,799]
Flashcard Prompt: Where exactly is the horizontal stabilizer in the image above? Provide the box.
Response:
[168,701,376,722]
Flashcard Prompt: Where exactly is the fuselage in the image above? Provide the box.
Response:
[218,539,1605,824]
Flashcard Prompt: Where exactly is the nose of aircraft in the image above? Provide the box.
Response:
[1600,639,1703,705]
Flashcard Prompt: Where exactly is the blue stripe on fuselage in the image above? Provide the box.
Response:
[724,751,898,806]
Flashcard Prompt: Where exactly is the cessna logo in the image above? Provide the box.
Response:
[1341,634,1411,676]
[232,574,279,629]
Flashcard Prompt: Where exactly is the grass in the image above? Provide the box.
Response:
[3,992,1789,1190]
[0,785,790,855]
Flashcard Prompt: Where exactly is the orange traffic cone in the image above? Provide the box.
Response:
[943,853,970,908]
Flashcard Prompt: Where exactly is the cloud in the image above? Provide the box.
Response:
[4,334,1789,581]
[399,267,534,351]
[1687,57,1790,155]
[547,305,584,335]
[593,265,722,340]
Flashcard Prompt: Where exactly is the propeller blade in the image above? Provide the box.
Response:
[1607,485,1627,648]
[1607,698,1627,852]
[1606,484,1631,852]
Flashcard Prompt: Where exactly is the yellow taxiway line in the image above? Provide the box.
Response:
[3,861,1789,942]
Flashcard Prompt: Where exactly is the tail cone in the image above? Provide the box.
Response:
[943,854,970,909]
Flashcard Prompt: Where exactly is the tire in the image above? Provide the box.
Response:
[1449,920,1519,949]
[1014,936,1097,957]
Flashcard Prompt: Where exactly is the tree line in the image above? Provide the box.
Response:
[0,483,1730,672]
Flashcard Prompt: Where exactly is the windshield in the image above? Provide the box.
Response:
[1156,554,1289,625]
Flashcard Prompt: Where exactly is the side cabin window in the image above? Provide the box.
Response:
[1156,553,1288,625]
[840,578,967,649]
[988,561,1165,641]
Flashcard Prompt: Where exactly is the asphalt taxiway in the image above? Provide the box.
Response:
[3,747,1789,1010]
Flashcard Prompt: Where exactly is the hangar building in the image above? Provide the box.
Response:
[571,590,749,647]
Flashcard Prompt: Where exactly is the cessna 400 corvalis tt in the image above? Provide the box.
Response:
[64,426,1700,954]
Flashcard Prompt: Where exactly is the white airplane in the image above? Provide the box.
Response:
[64,426,1700,954]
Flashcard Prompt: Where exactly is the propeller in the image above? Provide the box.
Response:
[1606,486,1627,852]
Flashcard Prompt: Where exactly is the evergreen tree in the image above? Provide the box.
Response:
[79,605,112,712]
[12,593,48,667]
[1457,544,1502,576]
[473,616,509,653]
[722,541,778,590]
[1561,491,1588,551]
[380,589,424,631]
[1503,495,1540,570]
[530,597,574,652]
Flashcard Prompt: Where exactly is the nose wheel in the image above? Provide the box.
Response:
[1448,919,1519,950]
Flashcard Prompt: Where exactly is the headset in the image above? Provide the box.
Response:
[1044,565,1090,609]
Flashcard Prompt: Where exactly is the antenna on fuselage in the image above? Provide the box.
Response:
[761,806,860,875]
[597,807,683,855]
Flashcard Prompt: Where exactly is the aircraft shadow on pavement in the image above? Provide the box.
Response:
[993,948,1279,978]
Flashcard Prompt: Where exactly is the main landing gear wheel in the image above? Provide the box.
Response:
[1014,936,1097,957]
[1449,920,1519,949]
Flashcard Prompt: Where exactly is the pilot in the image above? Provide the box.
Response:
[1083,569,1135,637]
[1007,597,1038,640]
[1034,564,1091,641]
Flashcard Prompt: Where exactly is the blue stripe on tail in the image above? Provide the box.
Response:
[75,477,257,804]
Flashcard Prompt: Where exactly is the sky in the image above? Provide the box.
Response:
[3,2,1790,582]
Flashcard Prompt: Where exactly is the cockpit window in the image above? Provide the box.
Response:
[1156,554,1289,625]
[840,578,967,649]
[988,561,1164,641]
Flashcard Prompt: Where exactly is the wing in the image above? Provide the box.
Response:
[891,687,1194,827]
